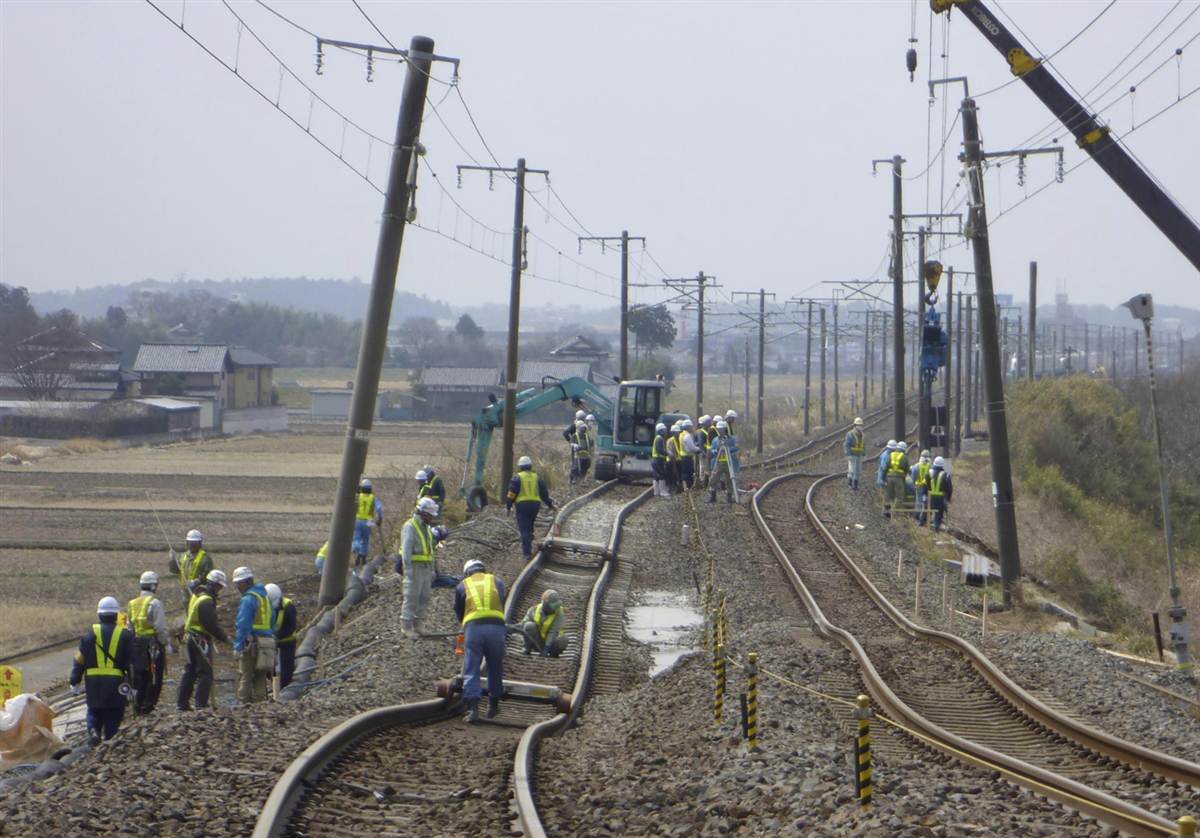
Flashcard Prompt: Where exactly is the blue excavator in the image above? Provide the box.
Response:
[460,376,687,511]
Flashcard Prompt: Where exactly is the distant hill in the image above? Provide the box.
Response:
[30,277,451,322]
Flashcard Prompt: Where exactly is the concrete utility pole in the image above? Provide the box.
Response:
[664,273,714,419]
[459,157,551,493]
[964,295,974,436]
[732,289,776,453]
[943,268,954,458]
[961,97,1023,607]
[804,300,814,434]
[862,310,871,410]
[820,306,828,428]
[1028,261,1037,381]
[833,301,841,423]
[320,35,436,606]
[954,292,964,455]
[579,230,645,380]
[872,154,908,441]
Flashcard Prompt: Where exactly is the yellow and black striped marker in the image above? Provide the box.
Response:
[747,652,760,751]
[714,642,726,723]
[854,694,873,808]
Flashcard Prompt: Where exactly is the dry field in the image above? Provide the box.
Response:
[0,420,571,656]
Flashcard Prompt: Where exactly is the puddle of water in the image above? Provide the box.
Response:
[626,590,704,677]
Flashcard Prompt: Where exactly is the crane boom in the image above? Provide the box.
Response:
[933,0,1200,272]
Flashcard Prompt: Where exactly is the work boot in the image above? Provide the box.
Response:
[401,621,417,639]
[486,698,500,720]
[465,700,480,724]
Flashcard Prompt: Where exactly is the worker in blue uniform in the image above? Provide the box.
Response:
[506,455,556,560]
[928,456,954,531]
[265,583,298,689]
[455,559,508,723]
[353,478,383,567]
[69,597,132,745]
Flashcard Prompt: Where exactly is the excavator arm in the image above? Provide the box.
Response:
[932,0,1200,272]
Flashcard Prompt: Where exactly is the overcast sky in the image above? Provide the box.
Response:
[3,0,1199,318]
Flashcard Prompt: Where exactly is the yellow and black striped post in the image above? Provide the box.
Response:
[714,642,726,723]
[853,694,873,808]
[1179,815,1196,837]
[746,652,760,750]
[718,590,729,650]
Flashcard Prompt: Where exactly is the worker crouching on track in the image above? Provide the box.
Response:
[455,559,508,723]
[354,478,383,567]
[177,570,229,711]
[507,455,556,560]
[399,497,442,638]
[266,583,297,689]
[69,597,132,745]
[522,589,567,657]
[884,442,909,518]
[844,417,866,490]
[127,571,169,714]
[169,529,211,611]
[928,456,954,531]
[232,566,276,705]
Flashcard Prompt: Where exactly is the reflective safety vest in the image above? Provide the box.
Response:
[516,470,541,502]
[575,429,593,456]
[186,593,215,636]
[652,435,667,460]
[714,435,731,462]
[531,603,561,641]
[665,436,679,461]
[180,549,207,585]
[87,624,124,678]
[677,431,690,458]
[356,492,376,521]
[273,597,296,643]
[249,590,272,632]
[888,451,907,475]
[462,573,504,625]
[417,482,431,499]
[127,594,156,637]
[849,430,865,455]
[409,515,434,563]
[929,470,946,498]
[317,541,328,561]
[915,461,931,488]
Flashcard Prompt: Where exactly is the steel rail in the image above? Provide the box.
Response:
[749,471,1185,837]
[751,395,916,470]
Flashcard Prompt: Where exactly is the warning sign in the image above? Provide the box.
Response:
[1,665,23,704]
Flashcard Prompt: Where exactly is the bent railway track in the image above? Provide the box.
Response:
[252,479,650,838]
[752,472,1200,837]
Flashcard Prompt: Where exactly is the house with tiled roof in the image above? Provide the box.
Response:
[133,343,276,410]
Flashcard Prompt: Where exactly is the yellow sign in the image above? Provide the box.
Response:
[1,664,23,704]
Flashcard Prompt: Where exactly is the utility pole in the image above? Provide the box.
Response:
[732,289,776,453]
[863,310,871,410]
[954,292,964,455]
[579,230,645,380]
[965,295,974,436]
[804,300,814,434]
[833,301,841,423]
[820,306,828,428]
[873,155,907,441]
[881,312,889,404]
[916,226,927,445]
[1028,261,1037,381]
[459,158,550,494]
[743,334,751,431]
[320,35,438,606]
[961,96,1022,607]
[943,268,954,458]
[664,273,715,419]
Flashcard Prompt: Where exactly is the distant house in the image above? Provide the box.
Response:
[309,388,386,420]
[516,360,593,389]
[0,326,131,401]
[549,334,610,363]
[418,366,500,419]
[133,343,276,410]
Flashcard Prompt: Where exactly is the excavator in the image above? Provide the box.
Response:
[460,376,687,511]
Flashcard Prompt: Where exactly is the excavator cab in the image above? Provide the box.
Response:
[614,380,665,447]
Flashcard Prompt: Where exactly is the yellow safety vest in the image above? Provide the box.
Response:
[179,549,207,585]
[715,435,730,462]
[409,515,434,563]
[250,590,272,632]
[929,471,946,498]
[665,436,678,461]
[462,573,504,625]
[356,492,376,521]
[127,595,156,638]
[705,427,718,449]
[86,624,124,678]
[186,593,215,636]
[849,430,865,455]
[652,435,667,460]
[677,431,690,458]
[532,603,561,641]
[317,541,328,561]
[888,451,906,475]
[915,461,931,488]
[272,597,296,643]
[516,470,541,503]
[575,430,592,456]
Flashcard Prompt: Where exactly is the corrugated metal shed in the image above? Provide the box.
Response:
[133,344,229,374]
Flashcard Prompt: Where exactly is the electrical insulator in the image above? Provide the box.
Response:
[1017,155,1026,187]
[906,48,918,81]
[315,43,324,75]
[366,49,375,83]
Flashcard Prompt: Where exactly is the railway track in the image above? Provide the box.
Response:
[252,479,650,838]
[752,472,1200,836]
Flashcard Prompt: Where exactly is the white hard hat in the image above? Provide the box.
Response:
[359,478,372,491]
[518,455,533,468]
[423,464,436,475]
[186,529,203,542]
[682,419,693,429]
[206,569,227,587]
[97,596,120,616]
[656,423,667,432]
[232,566,254,584]
[898,441,908,451]
[887,440,897,450]
[416,497,439,516]
[920,449,931,459]
[699,414,711,425]
[264,583,282,609]
[575,409,586,420]
[463,559,485,575]
[585,414,595,422]
[716,420,728,430]
[933,456,946,467]
[853,417,864,426]
[575,420,587,429]
[725,410,737,419]
[139,570,159,588]
[415,470,428,481]
[671,423,681,432]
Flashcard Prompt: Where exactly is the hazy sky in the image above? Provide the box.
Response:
[3,0,1199,317]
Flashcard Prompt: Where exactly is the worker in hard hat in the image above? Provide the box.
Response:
[398,497,442,638]
[232,566,275,704]
[569,419,593,484]
[678,418,700,490]
[927,456,954,531]
[695,416,712,484]
[169,529,212,610]
[884,441,909,518]
[419,464,446,508]
[127,571,169,715]
[585,413,597,436]
[265,583,298,689]
[353,478,384,567]
[724,409,738,436]
[562,408,586,448]
[877,440,897,490]
[315,540,329,574]
[844,417,866,491]
[665,422,681,495]
[455,558,508,723]
[177,569,229,711]
[521,589,568,658]
[506,456,556,560]
[910,449,933,525]
[707,420,739,504]
[651,423,670,497]
[69,597,132,744]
